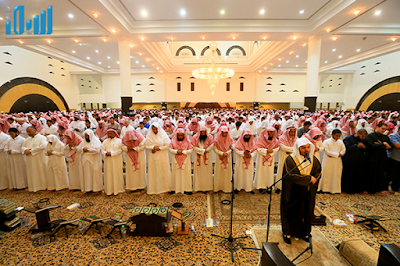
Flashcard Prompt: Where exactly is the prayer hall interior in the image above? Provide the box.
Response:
[1,0,400,265]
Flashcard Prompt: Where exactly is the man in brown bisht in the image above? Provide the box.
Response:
[281,138,321,244]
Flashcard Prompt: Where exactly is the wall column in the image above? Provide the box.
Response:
[118,38,132,114]
[305,35,321,112]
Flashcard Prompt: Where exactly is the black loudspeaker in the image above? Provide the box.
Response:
[261,242,294,266]
[161,102,167,110]
[254,102,260,110]
[378,244,400,266]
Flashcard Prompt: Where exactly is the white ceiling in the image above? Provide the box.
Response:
[0,0,399,74]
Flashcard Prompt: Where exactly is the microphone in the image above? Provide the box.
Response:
[305,153,311,163]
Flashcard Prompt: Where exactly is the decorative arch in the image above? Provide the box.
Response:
[356,76,400,111]
[225,45,246,56]
[175,46,196,56]
[0,77,69,112]
[200,46,221,56]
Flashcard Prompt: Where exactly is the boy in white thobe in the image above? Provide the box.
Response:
[77,130,103,193]
[192,127,214,192]
[101,129,124,195]
[6,128,28,190]
[319,129,346,194]
[169,128,193,194]
[21,127,48,192]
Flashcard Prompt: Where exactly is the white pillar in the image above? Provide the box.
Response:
[118,38,132,113]
[305,35,321,112]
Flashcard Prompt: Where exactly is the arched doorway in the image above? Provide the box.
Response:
[368,93,400,111]
[10,94,59,113]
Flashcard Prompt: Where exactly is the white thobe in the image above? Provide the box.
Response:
[193,143,214,192]
[44,125,58,136]
[313,140,324,162]
[69,121,85,137]
[121,125,134,138]
[136,127,148,137]
[170,146,193,194]
[67,146,83,190]
[101,138,124,195]
[21,134,48,192]
[145,142,171,194]
[77,141,103,192]
[18,123,30,139]
[123,139,146,191]
[45,144,68,191]
[254,147,279,189]
[0,132,11,190]
[213,147,233,193]
[276,143,295,190]
[319,138,346,194]
[234,148,257,192]
[5,136,28,189]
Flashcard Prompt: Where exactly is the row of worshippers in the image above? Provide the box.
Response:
[1,109,399,195]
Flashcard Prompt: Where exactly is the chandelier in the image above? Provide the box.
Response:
[192,42,235,94]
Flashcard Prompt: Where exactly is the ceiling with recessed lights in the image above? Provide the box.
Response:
[0,0,399,74]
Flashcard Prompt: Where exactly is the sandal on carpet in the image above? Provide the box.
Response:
[283,235,291,244]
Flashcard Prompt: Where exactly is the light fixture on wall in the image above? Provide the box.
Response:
[192,42,235,95]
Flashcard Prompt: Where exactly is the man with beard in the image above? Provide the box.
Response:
[169,128,193,194]
[341,129,368,194]
[276,127,298,193]
[21,127,48,192]
[254,128,280,193]
[281,138,321,244]
[5,128,28,190]
[192,126,214,192]
[101,129,124,195]
[77,130,103,193]
[145,123,171,194]
[234,129,257,194]
[64,129,84,191]
[364,122,394,194]
[122,129,146,193]
[213,126,234,193]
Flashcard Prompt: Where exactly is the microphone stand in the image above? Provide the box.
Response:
[211,145,248,262]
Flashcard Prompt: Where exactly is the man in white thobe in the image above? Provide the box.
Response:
[145,123,171,195]
[45,135,69,191]
[169,128,193,194]
[6,128,28,190]
[233,129,257,193]
[69,117,85,137]
[21,127,48,192]
[122,130,146,192]
[0,130,11,190]
[44,120,58,136]
[213,126,234,193]
[254,128,280,193]
[192,126,214,192]
[319,129,346,194]
[77,130,103,193]
[136,122,149,137]
[101,129,124,195]
[121,119,134,138]
[17,118,30,139]
[276,127,298,192]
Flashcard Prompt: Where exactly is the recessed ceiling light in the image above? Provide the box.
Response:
[196,56,199,59]
[130,44,134,48]
[180,9,186,16]
[92,13,98,18]
[79,43,82,46]
[260,9,265,15]
[220,10,225,15]
[136,61,139,64]
[107,56,111,59]
[332,48,336,52]
[299,10,304,14]
[72,50,75,53]
[47,39,52,43]
[86,57,90,59]
[157,67,159,70]
[289,51,293,55]
[232,36,236,40]
[332,36,337,41]
[293,36,297,40]
[326,28,331,33]
[108,66,110,68]
[98,61,101,64]
[259,70,261,73]
[296,65,298,67]
[302,43,307,47]
[263,36,267,40]
[391,37,397,42]
[117,61,119,64]
[160,71,163,73]
[68,14,74,19]
[111,29,116,34]
[18,40,24,44]
[95,50,99,53]
[130,56,133,59]
[139,52,143,56]
[325,61,328,63]
[141,10,147,17]
[278,58,282,61]
[171,37,174,40]
[142,65,145,67]
[286,60,289,63]
[74,39,79,43]
[278,65,281,67]
[356,49,360,52]
[338,55,342,58]
[270,63,274,66]
[202,36,205,40]
[374,10,381,16]
[102,38,107,42]
[353,10,360,15]
[152,63,155,66]
[296,55,299,58]
[146,59,150,61]
[264,67,267,69]
[141,37,144,41]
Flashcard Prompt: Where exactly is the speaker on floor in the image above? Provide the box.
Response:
[261,242,294,266]
[378,244,400,266]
